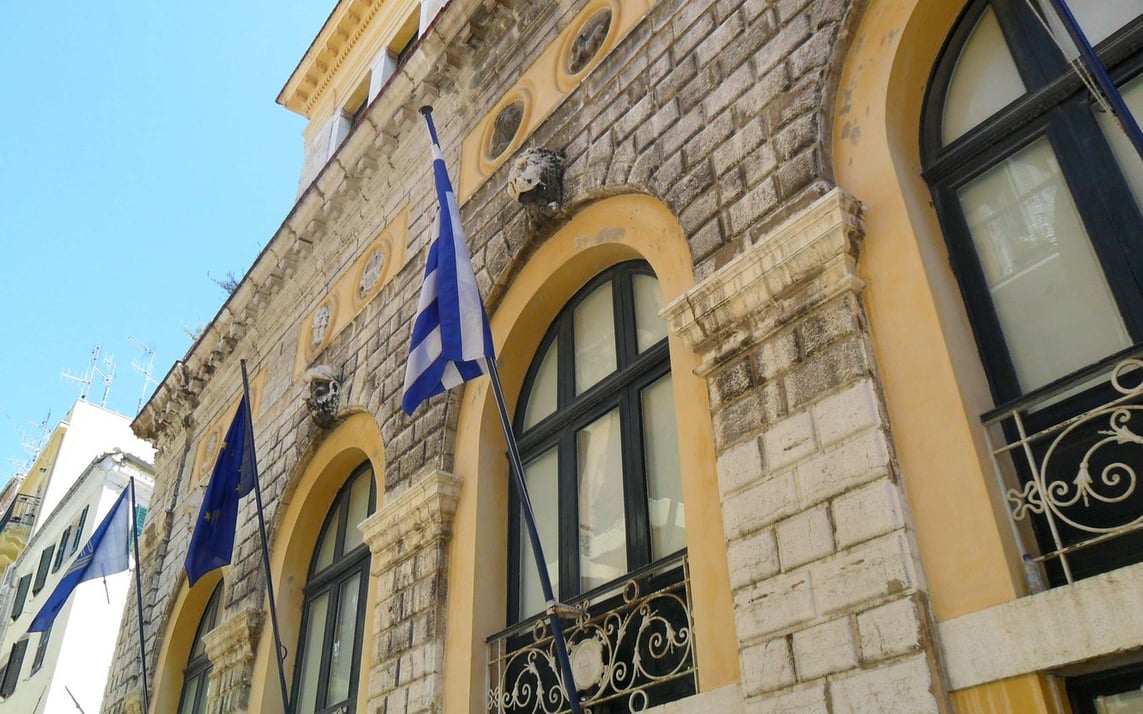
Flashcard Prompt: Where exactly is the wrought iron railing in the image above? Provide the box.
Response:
[487,552,696,714]
[9,494,40,527]
[984,348,1143,588]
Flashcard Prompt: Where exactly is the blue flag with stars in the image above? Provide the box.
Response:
[185,395,257,586]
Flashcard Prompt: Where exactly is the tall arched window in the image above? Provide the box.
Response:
[508,261,684,621]
[177,582,222,714]
[290,462,375,714]
[923,0,1143,401]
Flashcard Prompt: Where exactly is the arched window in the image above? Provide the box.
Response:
[923,0,1143,401]
[290,462,375,714]
[509,261,684,620]
[177,582,222,714]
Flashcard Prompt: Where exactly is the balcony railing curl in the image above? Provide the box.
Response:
[985,349,1143,587]
[487,552,697,714]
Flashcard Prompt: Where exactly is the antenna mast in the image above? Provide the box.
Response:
[61,344,116,407]
[130,338,160,414]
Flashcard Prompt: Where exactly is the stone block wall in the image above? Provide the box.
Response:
[98,0,951,711]
[665,190,947,712]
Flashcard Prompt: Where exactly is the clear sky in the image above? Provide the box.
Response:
[0,2,334,483]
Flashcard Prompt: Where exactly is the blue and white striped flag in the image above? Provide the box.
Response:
[402,107,495,415]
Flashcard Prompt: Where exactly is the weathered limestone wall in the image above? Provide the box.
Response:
[665,190,946,712]
[98,0,952,712]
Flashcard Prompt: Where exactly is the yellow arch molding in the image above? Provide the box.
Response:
[442,193,739,713]
[150,570,221,714]
[247,410,385,714]
[833,1,1063,710]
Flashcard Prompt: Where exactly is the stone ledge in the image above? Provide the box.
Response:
[203,607,263,667]
[359,469,462,570]
[939,560,1143,690]
[662,187,864,374]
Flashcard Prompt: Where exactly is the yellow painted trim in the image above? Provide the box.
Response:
[458,0,656,204]
[442,193,739,713]
[951,673,1067,714]
[280,0,422,119]
[831,0,1026,619]
[247,411,385,714]
[294,207,410,375]
[188,370,267,489]
[150,571,222,714]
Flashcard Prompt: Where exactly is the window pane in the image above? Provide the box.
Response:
[1099,75,1143,211]
[326,573,362,705]
[343,469,372,553]
[633,274,668,353]
[314,510,341,574]
[943,8,1026,144]
[1096,688,1143,713]
[520,449,559,617]
[177,674,202,714]
[957,138,1130,391]
[577,409,627,592]
[523,338,559,430]
[574,282,617,393]
[1042,0,1143,51]
[295,593,329,714]
[642,375,685,559]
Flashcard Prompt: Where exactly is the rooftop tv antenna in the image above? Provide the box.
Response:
[130,338,160,414]
[61,344,116,408]
[9,410,51,476]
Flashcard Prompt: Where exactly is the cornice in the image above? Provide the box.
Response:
[134,0,486,447]
[662,189,866,375]
[277,0,386,117]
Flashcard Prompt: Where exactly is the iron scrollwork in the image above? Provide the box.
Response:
[487,553,696,714]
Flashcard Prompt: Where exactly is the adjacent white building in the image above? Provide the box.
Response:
[0,400,153,714]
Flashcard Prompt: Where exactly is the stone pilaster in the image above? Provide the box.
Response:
[360,469,462,714]
[664,189,948,712]
[201,608,264,713]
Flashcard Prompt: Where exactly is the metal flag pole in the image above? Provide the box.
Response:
[128,477,151,713]
[239,360,292,713]
[1042,0,1143,162]
[485,354,585,714]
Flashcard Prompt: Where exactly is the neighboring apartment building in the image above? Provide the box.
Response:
[0,451,153,713]
[100,1,1143,712]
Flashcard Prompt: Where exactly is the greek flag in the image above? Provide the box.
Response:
[402,107,495,415]
[28,486,131,632]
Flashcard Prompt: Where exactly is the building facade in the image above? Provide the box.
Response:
[0,450,153,713]
[103,0,1143,712]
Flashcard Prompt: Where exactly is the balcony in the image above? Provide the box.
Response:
[487,552,697,714]
[984,349,1143,588]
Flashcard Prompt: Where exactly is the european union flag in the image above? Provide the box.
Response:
[401,107,495,415]
[28,486,131,632]
[185,395,257,586]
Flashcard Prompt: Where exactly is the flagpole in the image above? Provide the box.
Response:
[128,477,151,714]
[485,355,584,714]
[1042,0,1143,162]
[240,360,292,713]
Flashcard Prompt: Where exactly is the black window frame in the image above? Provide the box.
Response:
[1068,660,1143,713]
[30,623,51,674]
[71,506,88,554]
[52,527,71,572]
[9,576,30,621]
[289,462,375,714]
[922,0,1143,405]
[176,581,222,714]
[0,640,27,697]
[32,546,54,595]
[507,261,680,623]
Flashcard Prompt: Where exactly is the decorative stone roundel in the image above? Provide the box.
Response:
[488,100,525,160]
[567,8,612,75]
[311,304,333,348]
[358,247,386,300]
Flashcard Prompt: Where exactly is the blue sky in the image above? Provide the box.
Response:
[0,3,333,482]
